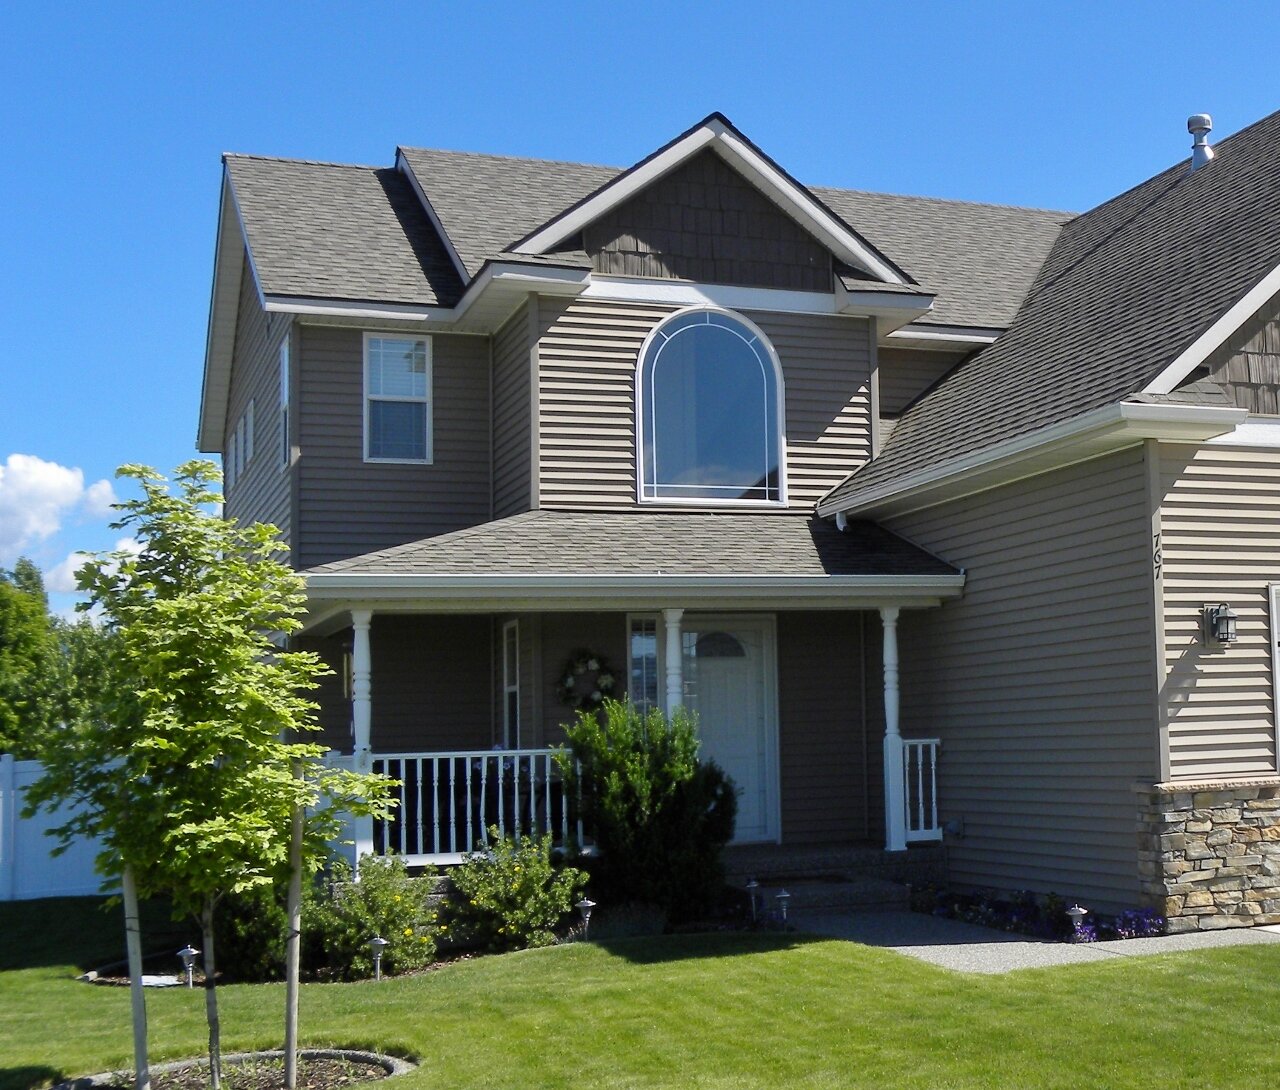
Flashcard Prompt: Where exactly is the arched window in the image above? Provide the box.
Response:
[638,308,784,503]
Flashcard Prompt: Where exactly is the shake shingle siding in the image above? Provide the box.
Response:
[1203,292,1280,416]
[1158,443,1280,778]
[296,325,491,568]
[224,254,291,545]
[884,448,1157,909]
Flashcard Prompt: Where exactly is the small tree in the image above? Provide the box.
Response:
[557,699,737,922]
[25,462,392,1090]
[0,558,58,757]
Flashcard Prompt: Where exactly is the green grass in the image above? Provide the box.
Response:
[3,898,1280,1089]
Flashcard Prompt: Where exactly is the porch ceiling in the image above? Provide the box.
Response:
[301,511,963,632]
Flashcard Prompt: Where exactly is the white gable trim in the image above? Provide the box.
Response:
[1145,260,1280,394]
[511,116,909,286]
[199,174,263,452]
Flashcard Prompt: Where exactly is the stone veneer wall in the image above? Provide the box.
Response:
[1136,779,1280,932]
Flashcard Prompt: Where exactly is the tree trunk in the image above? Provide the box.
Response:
[121,864,151,1090]
[284,764,304,1090]
[200,899,222,1090]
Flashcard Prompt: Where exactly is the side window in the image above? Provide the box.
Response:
[502,620,520,749]
[364,335,431,463]
[279,338,290,468]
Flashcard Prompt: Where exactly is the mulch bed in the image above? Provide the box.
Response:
[128,1057,388,1090]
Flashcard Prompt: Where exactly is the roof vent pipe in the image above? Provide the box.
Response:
[1188,114,1215,170]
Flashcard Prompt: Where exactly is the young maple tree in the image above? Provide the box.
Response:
[26,461,392,1090]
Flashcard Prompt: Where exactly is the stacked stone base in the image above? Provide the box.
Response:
[1137,780,1280,933]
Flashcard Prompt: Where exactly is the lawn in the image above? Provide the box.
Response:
[3,898,1279,1090]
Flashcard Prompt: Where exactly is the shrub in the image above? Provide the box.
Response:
[213,881,289,982]
[558,699,737,921]
[303,854,439,979]
[448,830,587,952]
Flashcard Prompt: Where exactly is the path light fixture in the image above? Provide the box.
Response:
[1066,905,1088,942]
[177,945,200,988]
[776,889,791,924]
[745,878,759,923]
[370,935,389,981]
[1204,603,1239,645]
[576,897,596,940]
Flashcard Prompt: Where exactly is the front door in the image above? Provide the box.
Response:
[681,616,779,843]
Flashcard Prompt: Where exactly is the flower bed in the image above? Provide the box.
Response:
[910,886,1164,941]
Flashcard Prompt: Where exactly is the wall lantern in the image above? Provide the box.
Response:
[1204,603,1239,645]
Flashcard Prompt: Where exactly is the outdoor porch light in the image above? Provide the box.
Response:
[775,889,791,924]
[745,878,759,923]
[576,897,596,940]
[370,935,389,981]
[1205,603,1239,645]
[1066,905,1088,942]
[177,945,200,989]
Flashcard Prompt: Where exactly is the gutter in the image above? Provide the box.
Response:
[817,400,1247,519]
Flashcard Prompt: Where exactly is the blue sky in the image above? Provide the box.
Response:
[1,1,1277,613]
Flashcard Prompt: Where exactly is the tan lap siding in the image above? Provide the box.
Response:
[1158,443,1280,777]
[885,447,1157,908]
[534,297,871,510]
[296,326,491,568]
[777,612,884,844]
[492,304,533,518]
[224,254,291,545]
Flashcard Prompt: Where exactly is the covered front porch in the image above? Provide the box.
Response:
[301,511,964,865]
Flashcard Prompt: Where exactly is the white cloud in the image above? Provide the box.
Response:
[46,536,141,594]
[0,454,117,565]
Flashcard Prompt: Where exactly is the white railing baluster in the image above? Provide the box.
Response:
[915,744,925,833]
[432,757,441,855]
[575,760,584,851]
[544,752,552,836]
[929,744,939,833]
[497,755,505,840]
[560,757,569,846]
[480,755,489,846]
[397,760,408,856]
[414,758,424,857]
[448,757,458,854]
[513,755,521,844]
[465,756,474,852]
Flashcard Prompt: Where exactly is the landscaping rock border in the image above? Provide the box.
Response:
[51,1048,417,1089]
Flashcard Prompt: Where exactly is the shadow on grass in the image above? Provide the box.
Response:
[595,929,830,965]
[0,896,188,973]
[0,1065,66,1090]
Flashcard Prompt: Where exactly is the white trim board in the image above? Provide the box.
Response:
[511,114,908,286]
[1146,259,1280,394]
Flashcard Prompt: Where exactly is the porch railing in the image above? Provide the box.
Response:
[902,738,942,843]
[371,749,580,865]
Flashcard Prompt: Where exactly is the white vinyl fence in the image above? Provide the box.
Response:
[0,754,107,900]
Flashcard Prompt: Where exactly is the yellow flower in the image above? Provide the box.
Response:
[394,895,402,902]
[440,924,448,932]
[419,936,428,944]
[403,927,413,937]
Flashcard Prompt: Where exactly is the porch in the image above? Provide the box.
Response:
[300,510,963,866]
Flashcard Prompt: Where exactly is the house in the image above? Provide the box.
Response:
[199,110,1280,932]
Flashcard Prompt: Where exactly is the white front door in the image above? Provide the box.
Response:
[680,616,779,843]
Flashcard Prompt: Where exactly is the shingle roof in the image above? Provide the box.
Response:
[226,144,1070,327]
[306,510,958,579]
[822,108,1280,512]
[225,155,464,305]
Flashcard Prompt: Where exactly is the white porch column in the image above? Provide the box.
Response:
[662,607,685,713]
[880,605,907,852]
[350,608,374,862]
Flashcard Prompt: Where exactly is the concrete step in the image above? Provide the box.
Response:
[724,843,945,889]
[737,877,910,915]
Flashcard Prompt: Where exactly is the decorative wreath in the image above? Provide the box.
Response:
[555,648,616,713]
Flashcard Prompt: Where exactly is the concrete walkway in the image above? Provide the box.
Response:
[791,910,1280,974]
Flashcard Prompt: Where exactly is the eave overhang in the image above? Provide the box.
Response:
[301,572,967,634]
[818,401,1248,520]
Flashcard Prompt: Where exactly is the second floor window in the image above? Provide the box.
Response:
[638,308,784,503]
[364,334,431,462]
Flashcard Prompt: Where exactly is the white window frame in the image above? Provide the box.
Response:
[363,332,433,464]
[634,305,788,508]
[244,399,255,465]
[626,613,661,714]
[502,620,520,749]
[279,337,290,469]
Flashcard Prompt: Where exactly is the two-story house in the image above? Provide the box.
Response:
[199,110,1280,931]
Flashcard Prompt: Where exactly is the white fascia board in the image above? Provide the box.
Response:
[198,174,253,452]
[512,118,907,285]
[885,324,1002,351]
[263,296,454,321]
[817,400,1247,518]
[394,148,470,282]
[1207,416,1280,448]
[583,276,841,316]
[835,282,935,332]
[1146,260,1280,394]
